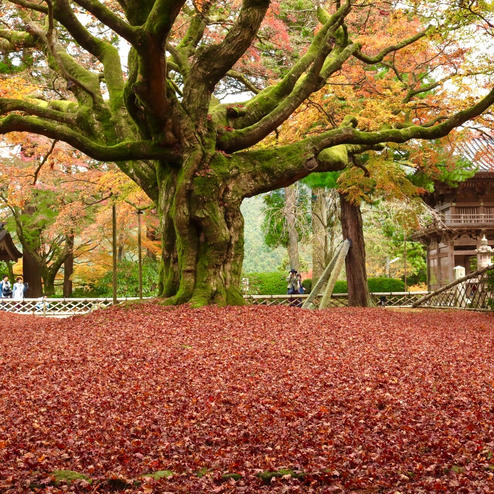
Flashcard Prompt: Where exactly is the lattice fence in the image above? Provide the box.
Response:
[2,286,486,317]
[246,293,348,308]
[245,292,427,308]
[0,297,140,317]
[413,266,494,311]
[369,291,429,307]
[0,292,430,317]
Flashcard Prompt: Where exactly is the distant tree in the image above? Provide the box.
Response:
[261,184,311,272]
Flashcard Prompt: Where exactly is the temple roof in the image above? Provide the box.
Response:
[0,223,22,262]
[456,136,494,172]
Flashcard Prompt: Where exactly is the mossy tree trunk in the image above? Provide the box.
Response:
[156,149,247,306]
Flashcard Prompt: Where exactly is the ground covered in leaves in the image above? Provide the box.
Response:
[0,305,492,493]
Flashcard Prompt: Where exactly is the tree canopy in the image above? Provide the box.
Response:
[0,0,492,305]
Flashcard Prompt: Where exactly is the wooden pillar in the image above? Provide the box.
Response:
[447,236,455,284]
[437,237,442,288]
[426,246,431,291]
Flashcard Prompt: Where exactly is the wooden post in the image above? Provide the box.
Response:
[302,240,349,309]
[112,201,117,305]
[319,240,350,309]
[137,210,143,299]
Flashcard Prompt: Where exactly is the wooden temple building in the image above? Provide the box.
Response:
[0,222,22,264]
[414,138,494,290]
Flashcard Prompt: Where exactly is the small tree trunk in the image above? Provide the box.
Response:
[22,249,43,297]
[145,224,159,260]
[339,193,371,307]
[284,185,300,272]
[43,272,56,297]
[312,187,328,282]
[63,233,74,297]
[327,188,339,262]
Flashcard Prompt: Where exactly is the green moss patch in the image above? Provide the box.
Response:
[257,469,305,483]
[52,470,91,484]
[141,470,174,480]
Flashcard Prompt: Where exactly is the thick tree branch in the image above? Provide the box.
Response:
[232,87,494,197]
[218,43,360,152]
[177,2,211,54]
[144,0,186,46]
[234,0,351,129]
[7,0,48,13]
[50,0,129,131]
[308,87,494,151]
[72,0,140,45]
[0,114,181,163]
[183,0,270,112]
[0,28,37,49]
[25,20,103,107]
[0,98,77,126]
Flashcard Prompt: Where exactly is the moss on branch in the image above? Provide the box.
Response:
[0,98,76,126]
[218,43,359,153]
[0,114,180,163]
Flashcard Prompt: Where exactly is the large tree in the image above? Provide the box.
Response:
[0,0,492,305]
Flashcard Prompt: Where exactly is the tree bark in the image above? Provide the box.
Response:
[63,233,74,297]
[284,185,300,272]
[312,187,328,282]
[156,155,245,307]
[22,249,43,297]
[43,270,57,297]
[145,224,159,260]
[339,192,371,306]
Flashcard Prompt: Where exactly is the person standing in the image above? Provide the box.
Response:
[287,269,298,294]
[12,277,25,301]
[1,275,12,298]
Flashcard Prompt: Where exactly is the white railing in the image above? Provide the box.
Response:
[0,297,143,317]
[0,292,430,317]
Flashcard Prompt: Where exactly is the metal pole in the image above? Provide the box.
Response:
[137,210,143,299]
[112,201,117,304]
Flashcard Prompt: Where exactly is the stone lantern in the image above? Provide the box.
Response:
[476,235,494,269]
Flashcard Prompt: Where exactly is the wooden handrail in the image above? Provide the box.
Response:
[412,265,494,307]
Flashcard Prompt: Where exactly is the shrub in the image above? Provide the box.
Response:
[333,280,347,293]
[245,272,287,295]
[302,278,312,292]
[73,259,160,298]
[367,277,405,292]
[303,277,405,294]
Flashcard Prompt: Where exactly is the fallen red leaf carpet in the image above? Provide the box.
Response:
[0,305,492,493]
